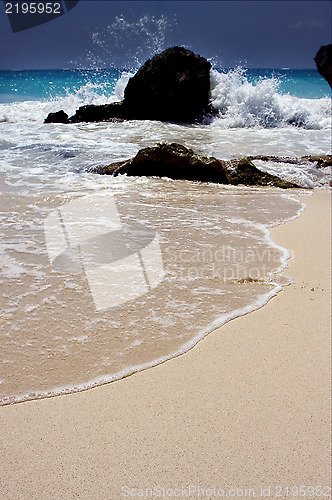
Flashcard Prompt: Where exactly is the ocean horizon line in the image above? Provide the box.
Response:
[0,66,319,72]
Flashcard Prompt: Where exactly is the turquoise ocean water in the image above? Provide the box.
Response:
[0,68,330,104]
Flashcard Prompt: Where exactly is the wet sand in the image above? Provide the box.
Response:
[0,190,330,499]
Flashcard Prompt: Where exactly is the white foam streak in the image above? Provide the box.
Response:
[114,72,133,101]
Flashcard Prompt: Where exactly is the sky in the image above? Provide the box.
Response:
[0,1,331,70]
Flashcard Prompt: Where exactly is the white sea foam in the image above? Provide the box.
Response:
[114,72,134,100]
[209,68,331,130]
[251,159,324,189]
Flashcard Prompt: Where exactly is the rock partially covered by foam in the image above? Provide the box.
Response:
[44,47,212,124]
[314,44,332,88]
[90,143,299,188]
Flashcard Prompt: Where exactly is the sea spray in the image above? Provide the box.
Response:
[209,68,331,129]
[78,14,177,71]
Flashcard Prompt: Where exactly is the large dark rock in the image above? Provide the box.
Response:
[90,143,299,188]
[122,46,212,122]
[92,143,229,184]
[314,45,332,88]
[44,110,68,124]
[44,46,212,124]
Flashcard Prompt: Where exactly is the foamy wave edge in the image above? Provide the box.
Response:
[0,193,307,406]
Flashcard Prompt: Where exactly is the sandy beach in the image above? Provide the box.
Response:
[0,189,331,499]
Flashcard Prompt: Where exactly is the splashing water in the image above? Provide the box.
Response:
[209,68,331,130]
[82,14,177,71]
[0,65,330,188]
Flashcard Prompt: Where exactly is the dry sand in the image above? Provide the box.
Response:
[0,190,331,500]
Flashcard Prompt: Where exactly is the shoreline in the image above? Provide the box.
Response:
[0,189,330,499]
[0,186,305,407]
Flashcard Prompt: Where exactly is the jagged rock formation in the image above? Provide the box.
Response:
[89,143,299,188]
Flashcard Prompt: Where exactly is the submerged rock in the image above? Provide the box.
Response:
[224,157,297,188]
[90,143,299,188]
[44,46,212,124]
[302,155,332,169]
[314,44,332,88]
[249,154,332,169]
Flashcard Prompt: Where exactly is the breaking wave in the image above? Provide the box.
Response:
[1,67,330,133]
[209,68,331,129]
